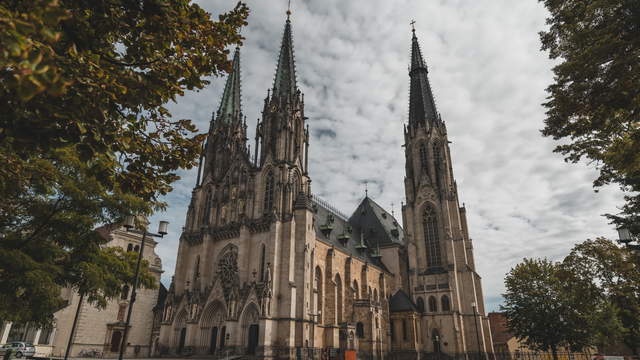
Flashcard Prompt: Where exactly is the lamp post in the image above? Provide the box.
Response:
[471,302,483,360]
[118,216,168,360]
[617,226,640,251]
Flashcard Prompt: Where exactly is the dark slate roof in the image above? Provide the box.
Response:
[214,47,242,127]
[389,289,418,313]
[311,195,405,273]
[312,197,387,271]
[349,197,404,248]
[409,30,439,127]
[272,15,297,98]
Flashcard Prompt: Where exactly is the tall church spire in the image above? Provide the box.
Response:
[213,47,242,127]
[272,13,298,99]
[409,29,438,128]
[201,47,247,182]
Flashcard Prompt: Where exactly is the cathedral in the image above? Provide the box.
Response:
[158,10,494,360]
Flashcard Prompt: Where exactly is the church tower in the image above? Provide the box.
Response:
[401,28,494,355]
[255,10,310,217]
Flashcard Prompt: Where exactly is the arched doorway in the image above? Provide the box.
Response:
[172,309,188,354]
[432,329,441,354]
[178,328,186,354]
[240,303,260,355]
[198,301,226,354]
[247,324,259,355]
[209,327,218,354]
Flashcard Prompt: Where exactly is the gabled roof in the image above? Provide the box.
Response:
[389,289,418,313]
[312,197,388,271]
[349,197,404,247]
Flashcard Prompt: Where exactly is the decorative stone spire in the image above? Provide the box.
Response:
[409,29,438,128]
[213,47,242,128]
[272,13,297,99]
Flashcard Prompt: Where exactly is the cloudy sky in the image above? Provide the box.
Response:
[149,0,623,312]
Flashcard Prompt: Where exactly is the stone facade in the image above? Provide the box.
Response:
[159,12,493,360]
[0,226,164,358]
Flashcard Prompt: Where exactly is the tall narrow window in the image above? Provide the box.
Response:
[292,176,300,208]
[259,245,266,281]
[417,297,425,313]
[264,172,274,214]
[390,321,396,342]
[353,280,359,299]
[402,319,408,341]
[433,142,443,189]
[315,267,323,324]
[193,256,200,284]
[423,205,442,267]
[419,143,428,171]
[356,322,365,338]
[203,188,213,224]
[428,296,438,312]
[335,274,343,323]
[441,295,451,311]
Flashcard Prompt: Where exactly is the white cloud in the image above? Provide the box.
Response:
[149,0,623,312]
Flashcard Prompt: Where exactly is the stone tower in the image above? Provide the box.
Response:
[400,28,494,355]
[158,12,495,360]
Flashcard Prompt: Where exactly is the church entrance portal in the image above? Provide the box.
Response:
[209,327,218,354]
[247,324,259,355]
[178,328,186,354]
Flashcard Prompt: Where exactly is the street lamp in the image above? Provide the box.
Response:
[471,302,484,360]
[118,216,168,360]
[617,226,640,251]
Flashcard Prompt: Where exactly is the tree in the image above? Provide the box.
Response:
[0,0,249,326]
[562,238,640,354]
[538,0,640,231]
[501,258,600,358]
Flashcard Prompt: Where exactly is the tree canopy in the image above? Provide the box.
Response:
[502,239,639,355]
[0,0,248,326]
[539,0,640,232]
[502,258,581,358]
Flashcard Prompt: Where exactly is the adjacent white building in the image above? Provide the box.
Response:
[0,225,164,358]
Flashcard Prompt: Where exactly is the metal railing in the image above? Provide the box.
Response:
[310,193,350,221]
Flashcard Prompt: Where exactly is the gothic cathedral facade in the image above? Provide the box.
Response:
[158,12,494,360]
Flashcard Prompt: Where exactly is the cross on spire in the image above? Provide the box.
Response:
[287,0,292,19]
[364,181,368,197]
[410,19,416,32]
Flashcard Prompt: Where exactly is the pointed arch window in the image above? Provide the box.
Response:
[193,255,201,284]
[259,244,266,281]
[353,280,359,299]
[419,143,428,171]
[264,172,275,214]
[441,295,451,312]
[203,188,213,224]
[423,205,442,267]
[416,297,425,313]
[432,142,443,189]
[428,296,438,312]
[315,267,323,324]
